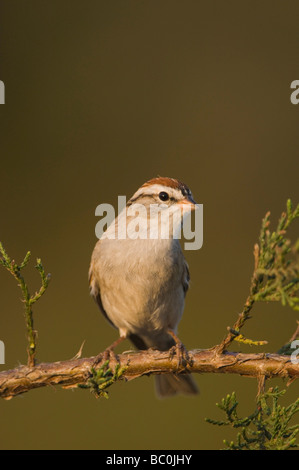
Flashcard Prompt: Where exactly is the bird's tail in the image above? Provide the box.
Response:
[155,373,199,398]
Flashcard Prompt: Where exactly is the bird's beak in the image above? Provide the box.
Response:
[179,195,197,211]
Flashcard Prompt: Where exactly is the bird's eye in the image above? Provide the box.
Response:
[159,191,169,202]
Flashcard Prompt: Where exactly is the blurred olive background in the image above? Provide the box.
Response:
[0,0,298,450]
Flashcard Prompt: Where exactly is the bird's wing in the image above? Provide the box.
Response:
[89,260,116,329]
[182,258,190,296]
[89,259,147,349]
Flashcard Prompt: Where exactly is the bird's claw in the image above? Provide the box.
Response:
[92,347,118,368]
[169,342,191,369]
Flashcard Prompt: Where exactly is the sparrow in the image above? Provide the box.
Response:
[89,176,199,397]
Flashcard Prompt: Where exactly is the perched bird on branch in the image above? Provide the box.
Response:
[89,177,199,397]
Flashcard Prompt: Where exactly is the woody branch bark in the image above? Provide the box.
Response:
[0,348,298,400]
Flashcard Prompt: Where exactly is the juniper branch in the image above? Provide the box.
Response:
[0,242,50,367]
[216,200,299,354]
[206,387,299,450]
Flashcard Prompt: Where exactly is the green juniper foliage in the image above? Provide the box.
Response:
[78,360,127,398]
[206,387,299,450]
[0,242,50,366]
[253,199,299,310]
[218,199,299,351]
[209,200,299,449]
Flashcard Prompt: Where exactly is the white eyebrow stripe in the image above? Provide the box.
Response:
[132,184,182,200]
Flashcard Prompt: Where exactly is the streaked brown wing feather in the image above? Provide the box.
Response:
[182,259,190,296]
[89,266,117,329]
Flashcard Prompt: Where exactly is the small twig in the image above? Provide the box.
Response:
[257,374,266,398]
[289,321,299,343]
[215,272,259,354]
[71,340,86,360]
[0,242,50,366]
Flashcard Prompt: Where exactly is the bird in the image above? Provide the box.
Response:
[89,176,199,398]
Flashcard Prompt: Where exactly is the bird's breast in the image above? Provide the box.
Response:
[93,238,185,333]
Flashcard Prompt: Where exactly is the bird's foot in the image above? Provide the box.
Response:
[92,336,126,368]
[168,330,192,370]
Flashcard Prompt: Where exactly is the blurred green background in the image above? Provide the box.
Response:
[0,0,298,450]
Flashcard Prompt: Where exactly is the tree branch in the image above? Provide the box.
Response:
[0,348,298,400]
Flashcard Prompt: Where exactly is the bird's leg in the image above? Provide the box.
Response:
[168,329,191,369]
[93,336,126,367]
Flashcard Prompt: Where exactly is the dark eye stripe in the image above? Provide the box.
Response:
[127,187,182,206]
